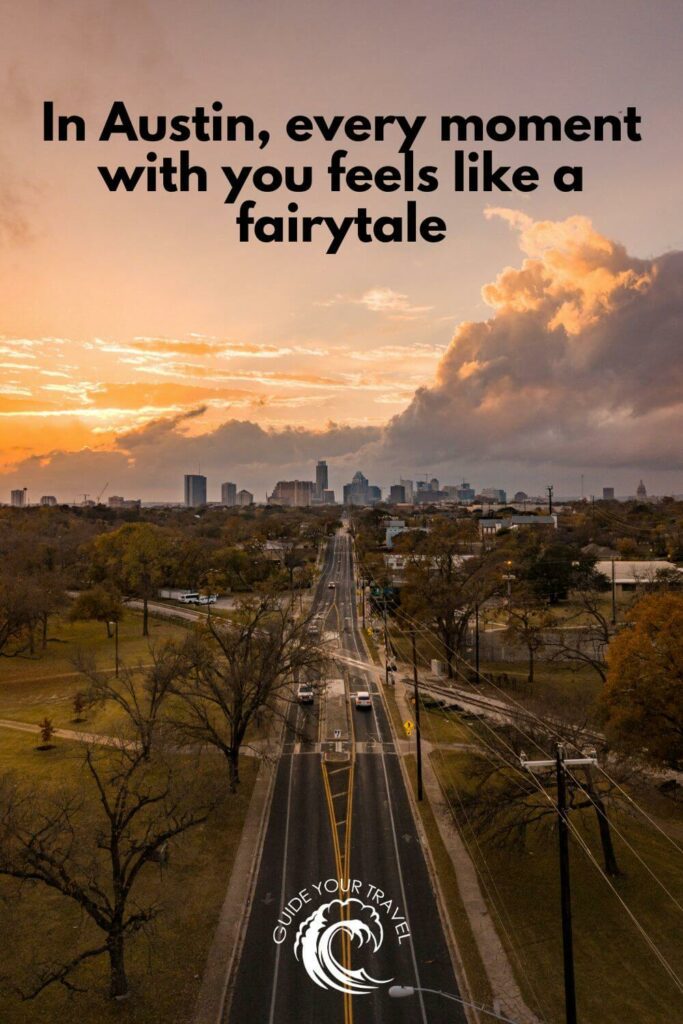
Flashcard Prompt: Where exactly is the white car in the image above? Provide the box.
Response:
[297,683,314,704]
[327,582,336,590]
[354,691,372,710]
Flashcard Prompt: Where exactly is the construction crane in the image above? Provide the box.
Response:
[96,481,109,504]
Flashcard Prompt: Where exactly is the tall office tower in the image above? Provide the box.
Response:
[400,478,414,502]
[389,484,406,503]
[10,488,27,507]
[315,460,328,499]
[40,495,57,506]
[184,474,207,507]
[237,489,253,506]
[602,487,615,500]
[221,481,237,506]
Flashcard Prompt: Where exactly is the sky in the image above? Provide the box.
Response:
[1,0,682,502]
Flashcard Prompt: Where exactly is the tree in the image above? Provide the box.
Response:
[91,524,169,637]
[601,592,683,766]
[69,582,124,637]
[544,563,613,683]
[400,520,499,679]
[37,718,55,750]
[174,593,326,789]
[505,585,553,685]
[76,641,186,760]
[72,692,88,723]
[460,723,621,877]
[0,740,214,1000]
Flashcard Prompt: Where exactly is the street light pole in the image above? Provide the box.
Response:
[610,558,617,626]
[388,985,521,1023]
[411,628,423,801]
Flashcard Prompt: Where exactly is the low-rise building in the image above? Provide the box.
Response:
[595,559,682,593]
[479,514,558,537]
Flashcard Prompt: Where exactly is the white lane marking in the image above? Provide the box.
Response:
[342,536,429,1024]
[267,748,296,1024]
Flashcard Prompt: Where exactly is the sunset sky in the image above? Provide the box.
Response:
[1,0,682,501]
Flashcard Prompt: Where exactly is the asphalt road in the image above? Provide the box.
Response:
[226,529,465,1024]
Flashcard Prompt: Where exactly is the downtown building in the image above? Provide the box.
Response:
[269,480,315,507]
[315,460,328,500]
[184,474,207,507]
[343,471,381,506]
[221,481,237,506]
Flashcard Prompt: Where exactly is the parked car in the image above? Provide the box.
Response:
[327,582,336,589]
[297,683,314,704]
[179,592,200,604]
[354,691,372,710]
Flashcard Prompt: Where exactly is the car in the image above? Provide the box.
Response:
[354,690,372,710]
[327,582,336,589]
[196,594,218,605]
[179,592,200,604]
[297,683,314,704]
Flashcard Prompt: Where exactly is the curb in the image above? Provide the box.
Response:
[190,748,280,1024]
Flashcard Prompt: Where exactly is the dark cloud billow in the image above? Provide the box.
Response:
[369,210,683,480]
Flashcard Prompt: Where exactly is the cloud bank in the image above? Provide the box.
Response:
[375,209,683,476]
[2,210,682,499]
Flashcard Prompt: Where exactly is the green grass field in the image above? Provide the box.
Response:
[0,612,187,734]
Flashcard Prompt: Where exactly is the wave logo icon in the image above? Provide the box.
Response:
[293,898,392,994]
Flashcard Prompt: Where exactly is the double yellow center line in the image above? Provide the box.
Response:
[321,698,356,1024]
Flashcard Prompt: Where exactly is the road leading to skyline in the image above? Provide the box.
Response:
[226,529,465,1024]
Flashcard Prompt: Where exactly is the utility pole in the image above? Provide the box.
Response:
[474,602,480,677]
[547,484,554,516]
[383,595,390,686]
[610,558,617,626]
[411,629,423,800]
[522,744,597,1024]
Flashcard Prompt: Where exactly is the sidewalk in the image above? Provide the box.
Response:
[389,664,541,1024]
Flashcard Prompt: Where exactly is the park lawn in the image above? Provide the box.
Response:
[0,729,257,1024]
[0,612,187,733]
[432,750,683,1024]
[477,659,605,723]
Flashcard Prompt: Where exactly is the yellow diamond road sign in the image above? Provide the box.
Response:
[403,719,414,737]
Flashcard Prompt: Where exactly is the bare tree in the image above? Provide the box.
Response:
[0,739,214,1001]
[75,640,186,759]
[173,593,326,790]
[459,723,622,877]
[545,573,614,683]
[505,585,553,685]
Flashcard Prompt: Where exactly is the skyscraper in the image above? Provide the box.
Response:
[184,474,207,507]
[602,487,615,500]
[400,479,414,502]
[315,460,328,499]
[221,482,237,506]
[10,488,27,507]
